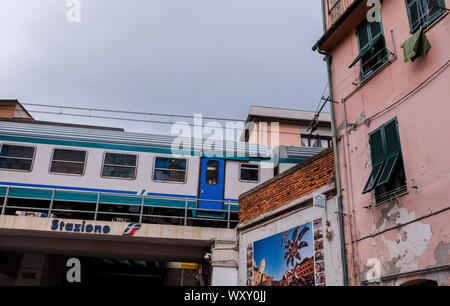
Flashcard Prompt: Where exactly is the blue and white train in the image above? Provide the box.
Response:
[0,120,323,227]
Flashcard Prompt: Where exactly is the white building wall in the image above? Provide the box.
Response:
[237,195,344,286]
[211,267,238,286]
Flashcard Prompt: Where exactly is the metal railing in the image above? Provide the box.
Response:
[327,0,357,26]
[0,185,239,229]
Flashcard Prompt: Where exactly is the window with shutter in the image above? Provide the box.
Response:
[405,0,446,33]
[362,129,385,194]
[350,19,388,80]
[362,118,407,203]
[406,0,422,33]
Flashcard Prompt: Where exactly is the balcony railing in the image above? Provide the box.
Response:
[0,185,239,229]
[327,0,357,27]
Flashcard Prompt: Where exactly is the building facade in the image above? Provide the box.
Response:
[237,149,345,286]
[0,100,33,120]
[314,0,450,285]
[240,106,332,148]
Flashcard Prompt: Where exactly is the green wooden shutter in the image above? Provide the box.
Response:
[363,118,404,194]
[350,20,380,68]
[377,118,403,187]
[369,20,382,38]
[349,35,383,68]
[383,119,401,156]
[362,128,386,194]
[370,128,385,164]
[350,19,388,78]
[357,21,370,51]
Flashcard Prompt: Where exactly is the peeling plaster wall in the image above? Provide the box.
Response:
[380,217,432,274]
[325,0,450,285]
[350,202,449,285]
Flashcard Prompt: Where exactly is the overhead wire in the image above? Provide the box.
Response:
[24,105,327,138]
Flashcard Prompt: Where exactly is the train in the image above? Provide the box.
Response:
[0,120,324,227]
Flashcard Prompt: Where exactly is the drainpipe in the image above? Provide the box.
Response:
[320,0,327,33]
[317,49,349,286]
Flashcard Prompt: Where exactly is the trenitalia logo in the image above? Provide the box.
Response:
[123,223,141,236]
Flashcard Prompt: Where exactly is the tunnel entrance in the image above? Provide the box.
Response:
[0,252,205,286]
[65,256,164,286]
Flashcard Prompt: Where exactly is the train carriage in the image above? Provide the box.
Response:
[0,120,324,228]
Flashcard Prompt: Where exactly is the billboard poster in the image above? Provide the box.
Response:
[249,219,325,286]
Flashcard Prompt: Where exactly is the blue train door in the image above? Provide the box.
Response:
[197,158,225,216]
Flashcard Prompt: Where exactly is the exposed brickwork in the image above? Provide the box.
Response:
[0,100,33,119]
[239,148,335,223]
[0,106,15,119]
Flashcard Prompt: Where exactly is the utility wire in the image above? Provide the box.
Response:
[26,108,322,138]
[23,102,332,137]
[307,82,329,134]
[23,103,246,122]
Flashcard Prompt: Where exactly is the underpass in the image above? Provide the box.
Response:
[0,215,238,286]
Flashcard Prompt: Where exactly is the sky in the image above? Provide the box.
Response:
[0,0,328,135]
[253,222,314,281]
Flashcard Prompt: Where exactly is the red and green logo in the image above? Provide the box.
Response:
[123,223,141,236]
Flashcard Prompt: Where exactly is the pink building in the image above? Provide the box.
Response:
[313,0,450,285]
[240,106,332,148]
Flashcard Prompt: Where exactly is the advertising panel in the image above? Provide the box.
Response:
[248,219,325,286]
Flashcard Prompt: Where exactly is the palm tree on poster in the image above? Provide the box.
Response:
[283,225,309,267]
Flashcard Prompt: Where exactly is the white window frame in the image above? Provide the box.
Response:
[239,162,260,183]
[0,143,36,173]
[49,147,88,177]
[152,156,188,184]
[100,151,139,180]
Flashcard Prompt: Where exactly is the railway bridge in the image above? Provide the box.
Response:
[0,215,238,286]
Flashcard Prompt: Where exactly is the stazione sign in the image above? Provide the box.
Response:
[51,219,111,234]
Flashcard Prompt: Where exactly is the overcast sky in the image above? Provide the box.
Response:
[0,0,327,135]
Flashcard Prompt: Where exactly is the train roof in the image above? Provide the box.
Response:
[278,146,326,160]
[0,119,272,160]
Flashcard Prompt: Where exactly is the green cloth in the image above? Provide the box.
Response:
[402,28,432,62]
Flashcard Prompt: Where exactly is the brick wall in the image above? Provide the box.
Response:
[239,148,335,223]
[0,106,15,119]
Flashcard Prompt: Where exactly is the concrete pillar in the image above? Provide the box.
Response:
[0,252,21,285]
[210,240,238,286]
[14,254,66,286]
[15,254,46,286]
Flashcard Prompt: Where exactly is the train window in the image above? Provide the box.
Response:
[102,153,137,179]
[205,160,219,185]
[153,157,187,183]
[239,163,259,182]
[0,144,35,171]
[50,148,87,175]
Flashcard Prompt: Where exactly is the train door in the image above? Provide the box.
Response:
[197,158,225,216]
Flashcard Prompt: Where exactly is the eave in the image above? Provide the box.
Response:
[312,0,370,52]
